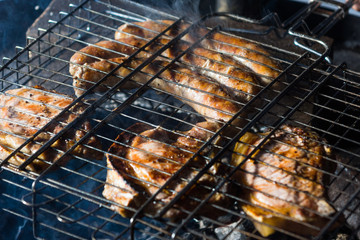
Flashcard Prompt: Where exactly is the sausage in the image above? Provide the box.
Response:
[70,37,260,104]
[115,20,282,87]
[115,36,260,102]
[70,46,242,122]
[70,40,147,96]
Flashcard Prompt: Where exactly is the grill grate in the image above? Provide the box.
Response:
[1,0,360,239]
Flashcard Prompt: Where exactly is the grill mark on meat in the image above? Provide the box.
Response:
[70,24,262,124]
[113,34,260,102]
[103,121,231,220]
[115,20,281,88]
[71,52,242,123]
[0,86,103,172]
[232,125,337,237]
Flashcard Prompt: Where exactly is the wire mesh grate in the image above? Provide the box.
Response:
[0,0,359,239]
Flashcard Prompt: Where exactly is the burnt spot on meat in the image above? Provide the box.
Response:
[6,106,18,119]
[167,22,182,39]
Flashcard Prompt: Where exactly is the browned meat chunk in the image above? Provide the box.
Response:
[0,86,103,172]
[71,53,242,123]
[112,35,260,102]
[103,121,230,220]
[115,20,281,87]
[232,125,336,237]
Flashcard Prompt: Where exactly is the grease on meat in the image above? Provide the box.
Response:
[115,20,282,87]
[71,53,242,123]
[103,121,230,220]
[0,86,103,172]
[232,125,336,237]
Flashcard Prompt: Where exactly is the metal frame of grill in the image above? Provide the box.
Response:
[1,0,360,239]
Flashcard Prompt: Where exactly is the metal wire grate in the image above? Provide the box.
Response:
[0,0,360,239]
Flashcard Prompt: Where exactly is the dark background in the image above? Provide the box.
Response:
[0,2,51,239]
[0,0,52,61]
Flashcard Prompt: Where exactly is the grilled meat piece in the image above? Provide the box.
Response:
[232,125,336,237]
[0,86,103,172]
[115,20,282,87]
[71,50,242,123]
[103,121,230,220]
[113,36,260,102]
[69,40,141,93]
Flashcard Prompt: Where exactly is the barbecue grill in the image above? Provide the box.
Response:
[1,0,360,239]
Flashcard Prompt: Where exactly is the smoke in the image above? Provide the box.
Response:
[171,0,203,18]
[132,0,216,20]
[0,171,34,240]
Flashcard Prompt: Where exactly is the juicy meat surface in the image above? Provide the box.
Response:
[69,40,142,95]
[115,20,282,87]
[0,86,103,172]
[71,51,242,123]
[103,121,230,220]
[114,35,260,102]
[232,125,336,236]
